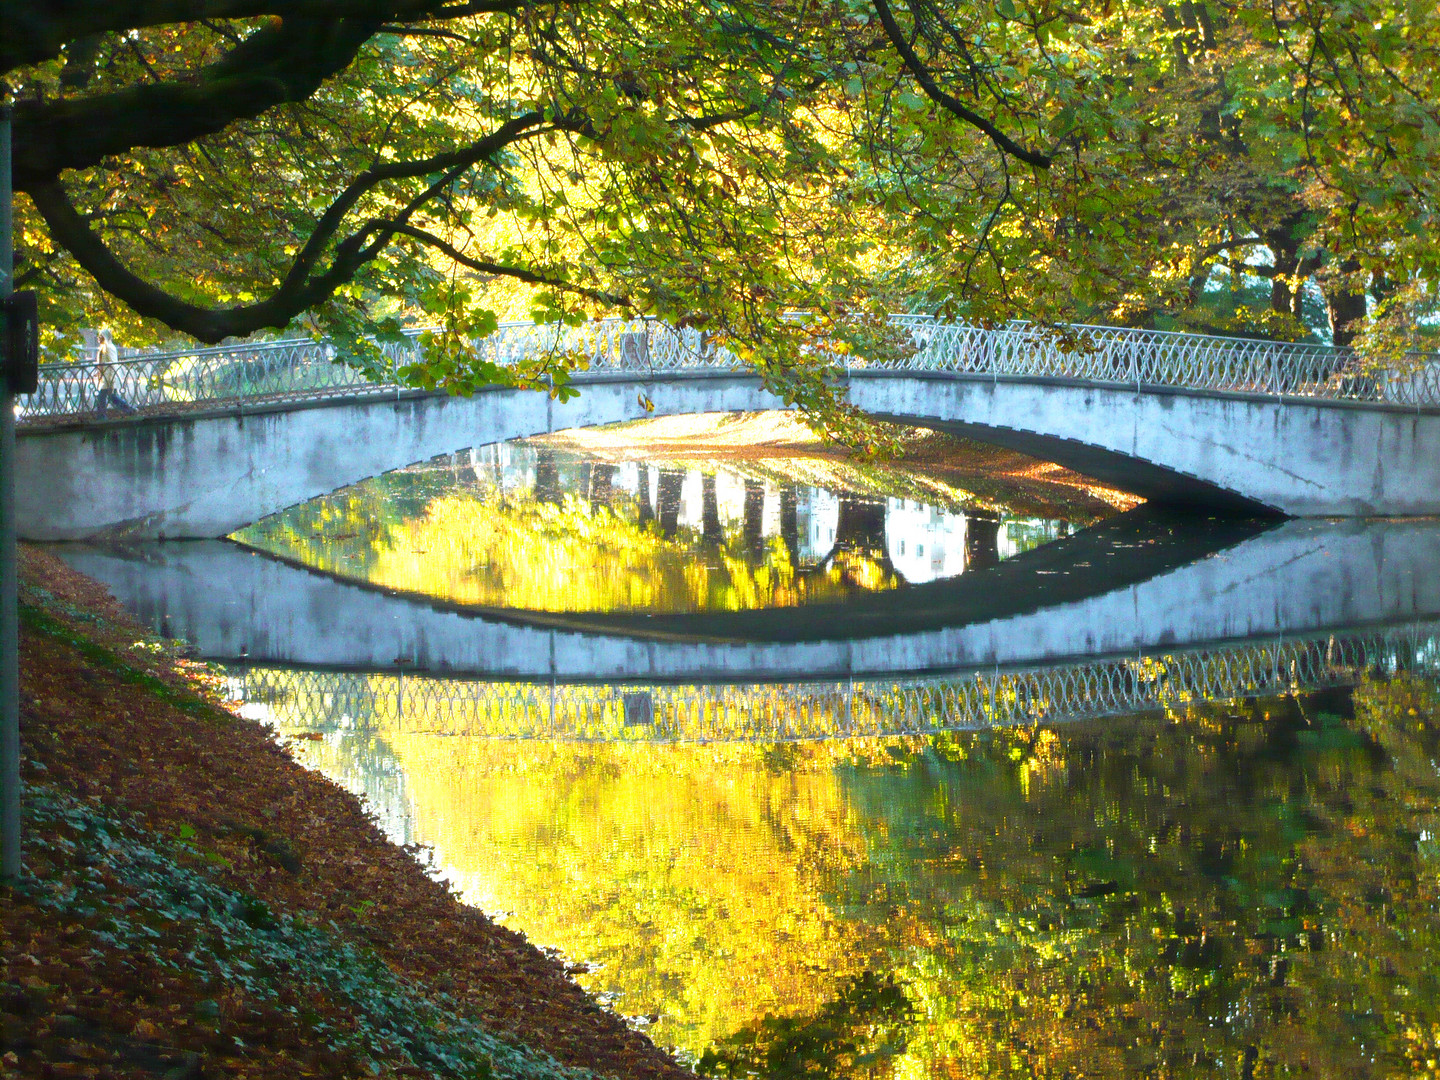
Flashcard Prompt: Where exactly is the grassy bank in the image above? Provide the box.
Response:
[0,547,688,1080]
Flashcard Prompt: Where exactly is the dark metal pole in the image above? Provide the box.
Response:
[1,102,20,881]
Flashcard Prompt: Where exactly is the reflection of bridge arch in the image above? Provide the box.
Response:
[17,318,1440,538]
[231,623,1440,744]
[55,514,1440,680]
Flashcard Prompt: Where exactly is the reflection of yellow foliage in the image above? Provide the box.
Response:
[249,662,1440,1078]
[383,736,883,1057]
[242,488,898,613]
[367,492,701,612]
[1015,726,1064,797]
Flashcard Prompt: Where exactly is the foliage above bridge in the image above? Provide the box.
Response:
[3,0,1438,434]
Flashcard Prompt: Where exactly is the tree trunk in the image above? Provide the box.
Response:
[1324,259,1368,348]
[1263,225,1305,320]
[657,469,684,537]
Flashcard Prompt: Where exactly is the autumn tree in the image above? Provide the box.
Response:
[855,0,1440,346]
[3,0,1435,381]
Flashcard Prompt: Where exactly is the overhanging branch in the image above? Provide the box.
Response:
[871,0,1051,168]
[27,113,553,341]
[0,0,522,72]
[387,222,628,306]
[13,16,379,188]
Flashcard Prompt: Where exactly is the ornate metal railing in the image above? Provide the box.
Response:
[20,315,1440,424]
[18,320,718,423]
[886,316,1440,405]
[226,623,1440,744]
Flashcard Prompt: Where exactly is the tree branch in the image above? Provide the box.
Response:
[870,0,1051,168]
[0,0,521,72]
[13,16,384,188]
[386,222,628,306]
[26,112,551,341]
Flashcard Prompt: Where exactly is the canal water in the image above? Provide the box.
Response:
[231,441,1099,615]
[57,427,1440,1079]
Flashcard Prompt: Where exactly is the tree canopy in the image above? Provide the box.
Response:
[2,0,1437,409]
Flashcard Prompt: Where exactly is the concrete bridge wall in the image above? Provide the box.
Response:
[19,370,1440,539]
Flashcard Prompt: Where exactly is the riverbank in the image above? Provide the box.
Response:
[532,412,1141,517]
[0,547,689,1080]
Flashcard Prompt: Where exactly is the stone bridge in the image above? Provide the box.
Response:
[17,317,1440,539]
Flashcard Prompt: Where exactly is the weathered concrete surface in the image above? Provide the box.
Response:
[19,370,1440,539]
[849,373,1440,517]
[54,516,1440,681]
[19,375,782,540]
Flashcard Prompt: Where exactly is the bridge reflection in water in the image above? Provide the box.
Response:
[230,623,1440,744]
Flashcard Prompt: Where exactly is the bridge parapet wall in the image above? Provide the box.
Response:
[21,315,1440,425]
[18,365,1440,538]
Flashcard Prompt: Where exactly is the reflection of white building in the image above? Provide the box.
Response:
[459,449,1072,577]
[677,470,704,530]
[795,488,840,562]
[884,499,968,583]
[673,469,784,538]
[883,508,1068,582]
[463,442,535,493]
[713,470,747,526]
[614,461,644,499]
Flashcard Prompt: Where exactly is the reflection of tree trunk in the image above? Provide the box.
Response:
[743,480,766,560]
[824,496,898,579]
[637,466,655,526]
[657,469,684,537]
[453,449,482,487]
[779,484,799,566]
[534,448,561,504]
[833,496,887,552]
[589,464,616,509]
[965,511,1001,572]
[701,473,723,544]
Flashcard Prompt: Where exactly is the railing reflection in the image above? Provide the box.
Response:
[229,622,1440,743]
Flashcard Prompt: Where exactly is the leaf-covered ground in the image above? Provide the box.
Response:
[0,546,691,1080]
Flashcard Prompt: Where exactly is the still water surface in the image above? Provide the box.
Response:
[254,683,1440,1078]
[232,443,1095,614]
[63,432,1440,1078]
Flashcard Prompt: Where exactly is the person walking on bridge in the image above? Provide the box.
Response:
[92,328,137,418]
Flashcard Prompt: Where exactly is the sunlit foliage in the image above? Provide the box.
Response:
[7,0,1437,420]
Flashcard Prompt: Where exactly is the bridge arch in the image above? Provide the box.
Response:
[16,365,1440,539]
